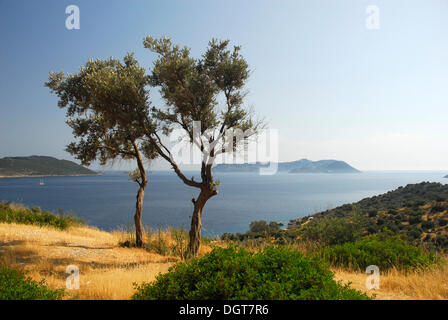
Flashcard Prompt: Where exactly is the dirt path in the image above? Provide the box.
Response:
[0,223,176,299]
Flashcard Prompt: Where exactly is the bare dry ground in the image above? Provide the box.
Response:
[1,222,447,300]
[0,223,177,299]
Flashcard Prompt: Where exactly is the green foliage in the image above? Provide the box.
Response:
[315,182,448,218]
[290,183,448,251]
[118,226,191,259]
[221,220,283,241]
[407,227,423,241]
[148,228,171,256]
[132,246,370,300]
[421,220,435,230]
[0,267,64,300]
[250,220,282,234]
[318,232,439,271]
[431,204,447,213]
[45,53,158,167]
[144,36,255,135]
[169,226,190,260]
[128,168,143,183]
[435,235,448,247]
[143,37,264,256]
[300,212,369,246]
[46,53,160,247]
[0,202,84,230]
[220,232,235,241]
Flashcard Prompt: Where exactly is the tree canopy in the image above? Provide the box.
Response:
[45,53,157,247]
[144,36,263,255]
[46,53,157,165]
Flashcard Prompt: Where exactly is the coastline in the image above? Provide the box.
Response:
[0,173,101,179]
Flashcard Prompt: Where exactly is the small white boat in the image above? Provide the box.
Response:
[39,179,45,186]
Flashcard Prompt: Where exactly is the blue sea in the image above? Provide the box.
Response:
[0,171,446,237]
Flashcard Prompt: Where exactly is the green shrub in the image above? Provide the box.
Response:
[223,220,284,241]
[408,215,422,224]
[118,226,191,259]
[421,220,435,230]
[319,232,439,271]
[0,202,83,230]
[431,204,446,213]
[300,213,368,246]
[438,218,448,227]
[384,223,400,233]
[147,228,171,256]
[132,246,370,300]
[388,209,398,215]
[434,235,448,248]
[221,233,235,241]
[169,227,189,260]
[407,227,422,241]
[0,267,64,300]
[367,210,377,217]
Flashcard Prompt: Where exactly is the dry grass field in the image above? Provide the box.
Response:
[0,223,179,299]
[0,222,447,300]
[334,266,448,300]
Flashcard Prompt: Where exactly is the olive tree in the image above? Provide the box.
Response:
[45,53,157,247]
[143,37,262,256]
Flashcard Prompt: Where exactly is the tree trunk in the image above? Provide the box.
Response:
[132,140,147,248]
[134,182,146,247]
[188,190,211,257]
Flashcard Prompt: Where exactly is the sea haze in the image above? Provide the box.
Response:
[0,171,446,237]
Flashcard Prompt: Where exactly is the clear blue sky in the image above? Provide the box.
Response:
[1,0,447,170]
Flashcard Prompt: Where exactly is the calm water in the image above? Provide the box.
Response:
[0,171,446,237]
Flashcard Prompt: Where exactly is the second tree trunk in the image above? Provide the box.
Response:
[134,183,146,247]
[188,190,210,256]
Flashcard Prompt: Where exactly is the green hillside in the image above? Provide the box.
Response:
[0,156,97,177]
[289,182,448,250]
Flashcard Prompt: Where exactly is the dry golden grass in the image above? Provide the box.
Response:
[0,223,179,300]
[334,263,448,300]
[1,222,447,300]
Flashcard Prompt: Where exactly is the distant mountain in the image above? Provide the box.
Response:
[0,156,97,178]
[445,175,448,178]
[213,159,360,173]
[287,159,360,173]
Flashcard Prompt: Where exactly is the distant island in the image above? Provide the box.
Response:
[445,175,448,178]
[0,156,98,178]
[213,159,360,173]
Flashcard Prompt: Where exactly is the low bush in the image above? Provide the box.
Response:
[0,267,64,300]
[434,235,448,248]
[438,218,448,227]
[421,220,435,230]
[119,226,191,259]
[0,202,84,230]
[300,213,368,246]
[132,246,370,300]
[318,232,439,271]
[221,220,283,241]
[431,204,446,213]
